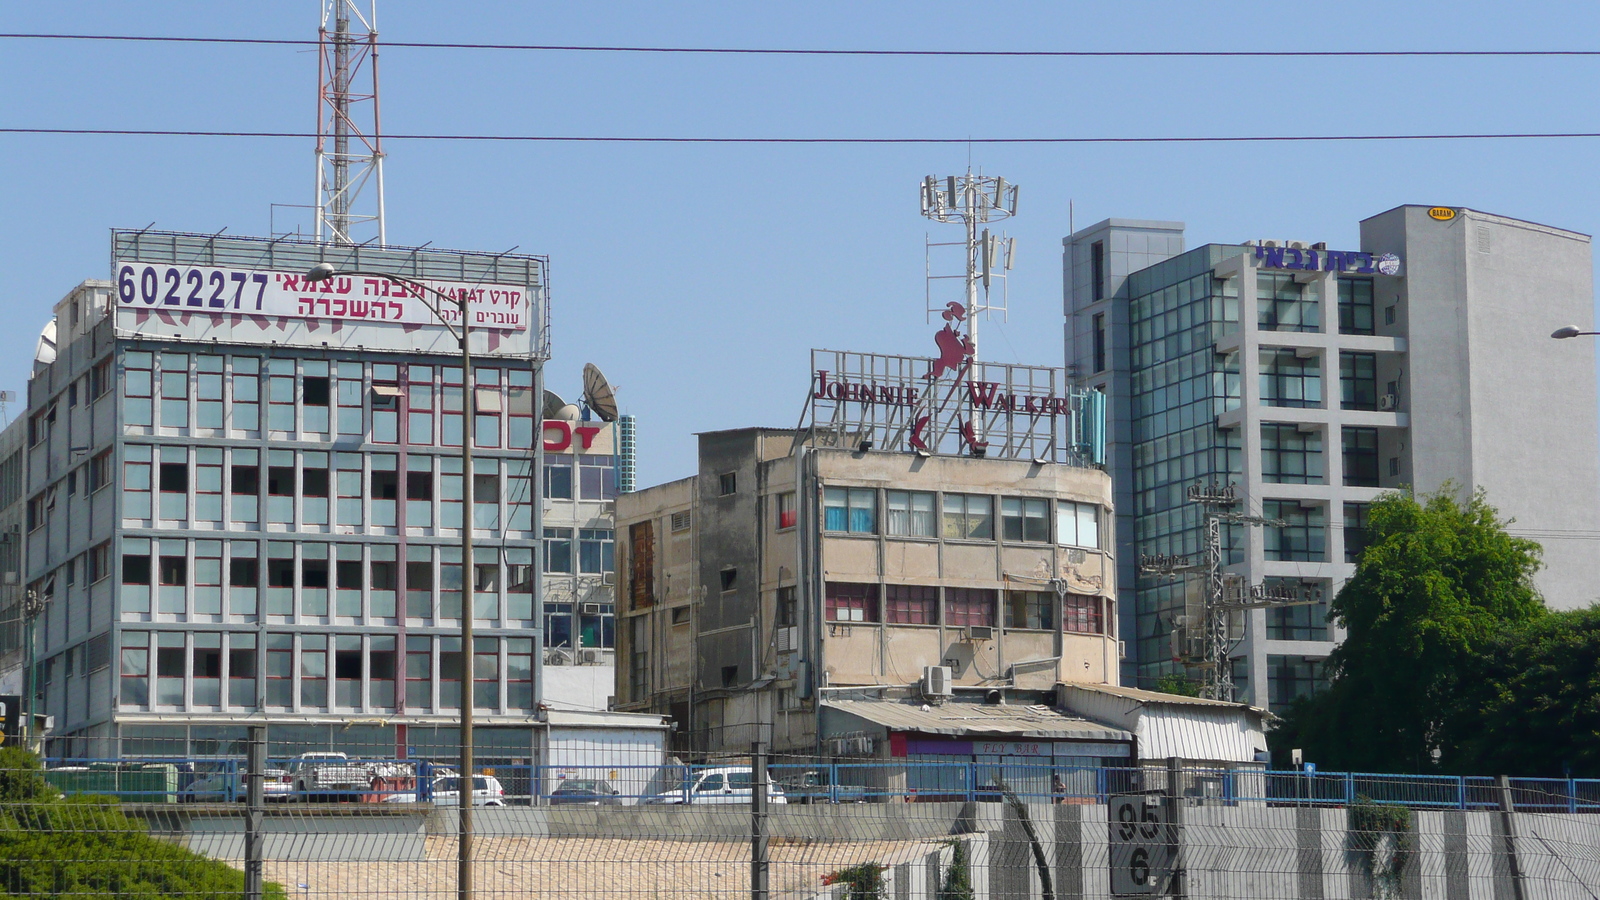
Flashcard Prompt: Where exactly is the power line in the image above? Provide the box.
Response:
[6,127,1600,145]
[4,33,1600,58]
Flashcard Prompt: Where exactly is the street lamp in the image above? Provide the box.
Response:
[303,262,478,900]
[1551,326,1600,339]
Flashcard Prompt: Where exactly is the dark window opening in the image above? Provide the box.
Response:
[158,463,188,493]
[267,559,295,588]
[301,559,329,589]
[336,560,362,590]
[335,650,362,680]
[123,555,152,585]
[371,471,399,500]
[302,468,331,498]
[718,472,737,496]
[266,467,295,496]
[370,650,397,680]
[229,558,259,587]
[158,556,187,585]
[407,472,433,500]
[370,560,398,591]
[193,647,222,678]
[231,465,259,494]
[1090,241,1105,302]
[156,647,184,678]
[721,665,739,688]
[719,568,737,592]
[302,376,331,406]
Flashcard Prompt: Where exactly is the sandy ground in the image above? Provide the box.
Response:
[259,835,946,899]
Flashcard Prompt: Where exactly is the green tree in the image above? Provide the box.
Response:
[1152,673,1202,698]
[0,747,286,898]
[1444,606,1600,777]
[1271,488,1544,773]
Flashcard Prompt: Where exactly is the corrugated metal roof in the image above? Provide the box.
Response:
[823,699,1131,742]
[1062,683,1268,714]
[1057,684,1267,763]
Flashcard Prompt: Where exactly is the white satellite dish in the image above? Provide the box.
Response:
[542,390,568,421]
[582,363,620,423]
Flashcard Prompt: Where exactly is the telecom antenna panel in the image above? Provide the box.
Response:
[315,0,386,246]
[921,171,1019,359]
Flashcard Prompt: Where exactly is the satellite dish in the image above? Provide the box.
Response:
[32,319,57,373]
[582,363,620,423]
[557,404,581,421]
[542,390,568,421]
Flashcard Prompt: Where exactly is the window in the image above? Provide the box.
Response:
[579,529,614,574]
[230,449,260,523]
[543,527,573,573]
[232,357,260,432]
[507,638,534,709]
[474,370,502,450]
[266,367,296,433]
[885,584,937,625]
[337,361,365,435]
[1257,273,1320,332]
[1092,312,1106,373]
[670,510,691,532]
[506,547,534,620]
[941,494,992,540]
[438,367,462,446]
[776,586,797,627]
[1268,655,1327,708]
[124,351,154,427]
[122,542,152,613]
[543,454,573,500]
[1090,241,1105,302]
[885,491,936,537]
[1001,498,1049,543]
[628,521,655,610]
[407,469,434,528]
[1385,305,1396,326]
[1344,502,1371,564]
[824,487,876,534]
[160,354,190,428]
[301,634,328,708]
[719,568,737,592]
[406,636,432,709]
[776,491,797,530]
[335,635,362,708]
[718,472,737,496]
[1389,456,1400,477]
[671,606,690,625]
[507,371,535,450]
[1340,352,1378,411]
[192,632,223,705]
[1259,348,1322,408]
[825,582,878,623]
[578,455,615,501]
[439,637,463,709]
[88,451,112,493]
[1063,594,1104,634]
[473,636,500,709]
[264,634,292,707]
[1265,579,1329,641]
[1338,277,1375,336]
[119,632,149,707]
[945,588,996,628]
[90,358,112,401]
[88,543,111,583]
[370,546,398,618]
[1006,590,1051,630]
[1341,427,1379,488]
[372,377,401,443]
[155,633,184,706]
[1262,500,1326,562]
[1260,424,1324,484]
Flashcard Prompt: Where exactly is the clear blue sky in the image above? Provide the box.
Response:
[3,2,1598,486]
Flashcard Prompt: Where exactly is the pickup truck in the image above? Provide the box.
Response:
[288,752,372,801]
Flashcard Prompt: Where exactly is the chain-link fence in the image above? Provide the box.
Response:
[5,734,1600,898]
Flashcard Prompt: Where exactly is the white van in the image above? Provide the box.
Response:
[643,766,788,805]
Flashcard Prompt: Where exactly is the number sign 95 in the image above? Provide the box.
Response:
[118,264,269,311]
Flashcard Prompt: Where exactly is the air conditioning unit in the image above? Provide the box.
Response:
[601,573,616,586]
[922,665,953,699]
[581,602,604,615]
[965,625,994,642]
[579,649,601,664]
[1378,394,1398,411]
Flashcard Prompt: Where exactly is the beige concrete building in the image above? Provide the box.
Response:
[614,427,1121,756]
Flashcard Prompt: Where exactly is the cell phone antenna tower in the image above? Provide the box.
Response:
[315,0,386,246]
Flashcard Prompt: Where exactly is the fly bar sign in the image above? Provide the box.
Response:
[1109,793,1173,895]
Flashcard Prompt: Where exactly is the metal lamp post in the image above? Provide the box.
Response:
[304,262,477,900]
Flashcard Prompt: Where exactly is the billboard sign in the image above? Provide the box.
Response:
[113,260,530,332]
[1252,245,1401,277]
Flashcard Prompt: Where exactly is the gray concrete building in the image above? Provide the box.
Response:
[1065,205,1600,708]
[23,230,551,760]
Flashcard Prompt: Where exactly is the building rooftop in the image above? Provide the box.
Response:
[823,698,1131,742]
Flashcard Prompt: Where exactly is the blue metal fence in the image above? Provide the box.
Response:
[37,756,1600,812]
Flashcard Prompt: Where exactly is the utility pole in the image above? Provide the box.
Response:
[1140,481,1315,702]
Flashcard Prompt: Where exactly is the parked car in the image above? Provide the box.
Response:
[183,766,295,802]
[549,779,621,806]
[775,769,871,804]
[384,773,506,807]
[288,752,371,801]
[643,766,788,805]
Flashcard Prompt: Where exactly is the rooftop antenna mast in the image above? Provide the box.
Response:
[921,170,1019,359]
[315,0,386,245]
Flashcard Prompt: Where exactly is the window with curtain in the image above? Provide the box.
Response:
[884,490,935,537]
[823,487,876,534]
